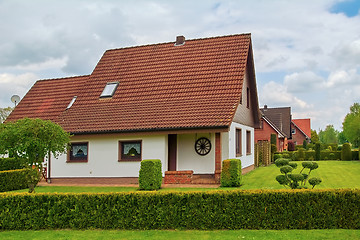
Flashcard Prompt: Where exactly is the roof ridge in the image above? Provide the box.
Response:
[105,33,252,53]
[36,74,90,83]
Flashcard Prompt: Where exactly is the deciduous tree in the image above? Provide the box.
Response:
[342,103,360,148]
[0,118,70,192]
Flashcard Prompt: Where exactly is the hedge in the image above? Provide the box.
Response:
[0,158,26,171]
[1,189,360,230]
[139,159,162,190]
[220,159,242,187]
[0,168,33,192]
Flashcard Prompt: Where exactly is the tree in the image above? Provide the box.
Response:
[342,103,360,148]
[311,130,319,143]
[338,131,348,145]
[0,107,13,123]
[319,125,338,144]
[0,118,71,192]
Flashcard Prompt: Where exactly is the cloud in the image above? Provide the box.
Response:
[284,71,325,93]
[0,73,38,107]
[260,81,311,109]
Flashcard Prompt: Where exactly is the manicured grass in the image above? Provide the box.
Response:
[241,160,360,190]
[0,229,359,240]
[9,161,360,193]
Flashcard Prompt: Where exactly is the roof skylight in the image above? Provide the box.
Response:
[66,96,77,109]
[100,82,119,98]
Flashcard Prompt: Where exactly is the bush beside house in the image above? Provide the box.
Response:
[139,159,162,190]
[0,168,38,192]
[220,159,242,187]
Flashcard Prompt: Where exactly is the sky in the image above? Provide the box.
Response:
[0,0,360,131]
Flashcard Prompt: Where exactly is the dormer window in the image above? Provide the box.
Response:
[100,82,119,98]
[66,96,77,109]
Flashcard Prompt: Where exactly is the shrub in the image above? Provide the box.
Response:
[270,133,277,145]
[274,154,282,161]
[315,143,321,161]
[341,143,352,161]
[352,150,359,160]
[1,190,360,230]
[0,168,37,192]
[275,158,290,167]
[309,177,322,189]
[221,159,242,187]
[303,140,308,149]
[138,159,162,190]
[296,148,305,161]
[0,158,26,171]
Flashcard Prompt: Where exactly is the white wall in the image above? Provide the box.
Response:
[227,122,255,168]
[177,133,215,174]
[51,134,167,178]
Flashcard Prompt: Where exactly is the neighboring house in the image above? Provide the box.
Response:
[255,114,287,152]
[291,119,311,145]
[254,105,292,151]
[7,33,261,184]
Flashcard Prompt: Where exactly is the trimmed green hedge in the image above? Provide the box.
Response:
[0,168,33,192]
[1,189,360,230]
[220,159,242,187]
[139,159,162,190]
[0,158,26,171]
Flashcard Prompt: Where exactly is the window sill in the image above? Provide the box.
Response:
[66,160,88,163]
[118,159,142,162]
[236,154,242,157]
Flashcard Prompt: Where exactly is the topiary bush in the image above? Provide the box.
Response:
[138,159,162,190]
[221,159,242,187]
[341,143,352,161]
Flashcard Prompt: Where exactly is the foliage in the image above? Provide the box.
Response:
[297,148,305,161]
[275,159,321,189]
[341,143,352,161]
[288,141,295,151]
[0,157,26,171]
[303,140,308,149]
[310,129,319,143]
[338,131,348,145]
[139,159,162,190]
[270,133,277,145]
[0,118,70,192]
[1,189,360,230]
[319,125,339,145]
[342,103,360,148]
[0,107,13,123]
[221,159,242,187]
[308,177,322,189]
[0,168,37,192]
[315,143,321,161]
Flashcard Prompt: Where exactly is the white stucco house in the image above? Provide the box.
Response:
[7,33,261,184]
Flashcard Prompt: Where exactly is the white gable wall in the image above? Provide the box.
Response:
[51,134,168,178]
[225,122,255,169]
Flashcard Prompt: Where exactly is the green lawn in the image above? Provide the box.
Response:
[9,160,360,193]
[0,229,359,240]
[241,160,360,189]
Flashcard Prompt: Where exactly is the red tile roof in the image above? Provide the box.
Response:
[292,119,311,138]
[7,75,89,122]
[8,34,256,134]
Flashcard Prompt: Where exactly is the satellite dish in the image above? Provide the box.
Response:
[11,95,20,106]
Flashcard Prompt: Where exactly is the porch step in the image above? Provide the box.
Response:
[192,174,216,184]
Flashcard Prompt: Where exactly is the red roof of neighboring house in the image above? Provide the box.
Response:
[292,119,311,138]
[7,33,257,134]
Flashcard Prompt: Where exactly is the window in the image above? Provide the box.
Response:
[66,96,77,109]
[292,128,296,134]
[68,142,88,162]
[236,129,242,157]
[100,82,119,98]
[246,87,250,108]
[119,140,142,161]
[246,130,251,155]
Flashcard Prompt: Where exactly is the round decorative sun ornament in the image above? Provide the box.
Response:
[195,137,212,156]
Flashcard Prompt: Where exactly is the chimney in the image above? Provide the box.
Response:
[264,105,268,109]
[175,35,185,46]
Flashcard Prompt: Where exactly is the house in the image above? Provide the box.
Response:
[291,119,311,145]
[254,105,291,151]
[6,33,261,184]
[255,114,287,152]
